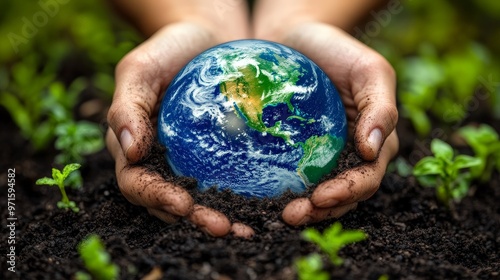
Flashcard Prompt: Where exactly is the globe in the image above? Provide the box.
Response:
[158,40,347,198]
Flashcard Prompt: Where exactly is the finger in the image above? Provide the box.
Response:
[107,23,218,163]
[282,198,358,226]
[351,56,398,161]
[311,131,399,208]
[106,128,121,160]
[231,223,255,239]
[109,127,194,216]
[148,208,180,224]
[187,205,232,237]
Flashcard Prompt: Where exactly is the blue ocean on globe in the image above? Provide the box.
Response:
[158,40,347,198]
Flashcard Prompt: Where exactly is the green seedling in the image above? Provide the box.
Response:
[398,53,443,137]
[387,156,413,177]
[55,120,105,165]
[295,253,329,280]
[458,124,500,182]
[35,163,81,212]
[398,43,489,137]
[413,139,482,206]
[302,222,367,267]
[76,234,119,280]
[0,66,85,151]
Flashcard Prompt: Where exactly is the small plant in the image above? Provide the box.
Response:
[54,120,105,165]
[458,124,500,182]
[413,139,482,206]
[398,52,443,137]
[76,234,119,280]
[0,69,85,150]
[387,156,413,177]
[35,163,81,212]
[302,222,367,267]
[398,44,488,137]
[295,253,329,280]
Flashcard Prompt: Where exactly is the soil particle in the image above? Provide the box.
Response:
[1,109,499,279]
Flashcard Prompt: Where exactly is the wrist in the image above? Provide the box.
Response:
[110,0,250,40]
[253,0,390,41]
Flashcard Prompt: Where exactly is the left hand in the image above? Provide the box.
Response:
[257,22,399,226]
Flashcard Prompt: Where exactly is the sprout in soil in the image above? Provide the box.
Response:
[295,253,329,280]
[302,221,367,267]
[458,124,500,182]
[75,234,119,280]
[413,138,482,207]
[35,163,81,212]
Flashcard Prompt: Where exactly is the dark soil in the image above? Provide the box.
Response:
[1,108,499,280]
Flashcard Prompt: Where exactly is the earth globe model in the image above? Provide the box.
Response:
[158,39,347,198]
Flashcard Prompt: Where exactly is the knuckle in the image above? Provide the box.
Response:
[116,50,149,74]
[383,102,399,130]
[360,52,396,79]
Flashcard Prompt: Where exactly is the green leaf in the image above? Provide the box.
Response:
[295,254,329,280]
[413,157,444,176]
[387,157,413,177]
[52,168,63,183]
[302,222,366,267]
[415,174,439,188]
[78,235,119,280]
[451,173,472,200]
[62,163,82,179]
[323,222,342,243]
[36,177,57,186]
[407,106,432,137]
[32,121,57,150]
[459,124,499,156]
[0,92,33,137]
[302,228,326,249]
[431,139,453,161]
[337,230,367,246]
[73,121,105,155]
[452,155,483,170]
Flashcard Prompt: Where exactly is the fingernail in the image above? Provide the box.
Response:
[120,129,133,155]
[315,198,339,208]
[367,128,382,154]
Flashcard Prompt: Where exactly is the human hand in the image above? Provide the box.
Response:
[106,23,254,238]
[258,22,399,226]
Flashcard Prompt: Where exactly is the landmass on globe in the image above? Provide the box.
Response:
[158,39,347,198]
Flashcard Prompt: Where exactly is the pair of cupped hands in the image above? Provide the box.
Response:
[106,18,399,238]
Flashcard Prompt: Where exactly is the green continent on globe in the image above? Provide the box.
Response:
[219,53,311,144]
[219,51,344,187]
[297,134,345,185]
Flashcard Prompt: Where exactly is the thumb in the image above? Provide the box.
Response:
[106,56,157,163]
[107,23,218,163]
[352,65,398,161]
[355,107,398,161]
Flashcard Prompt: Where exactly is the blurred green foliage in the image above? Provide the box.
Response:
[0,0,138,76]
[0,0,139,159]
[369,0,500,136]
[76,234,119,280]
[2,0,499,158]
[458,124,500,182]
